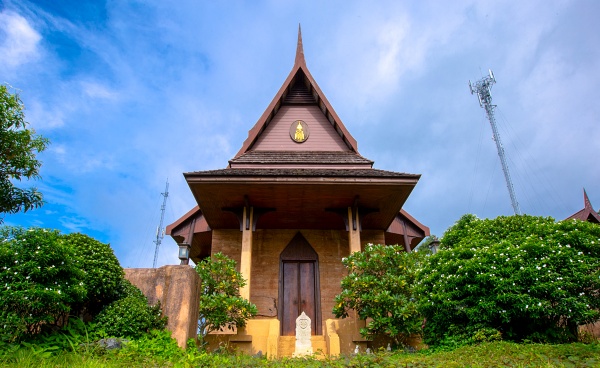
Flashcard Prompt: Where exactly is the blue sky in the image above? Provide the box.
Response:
[1,1,599,267]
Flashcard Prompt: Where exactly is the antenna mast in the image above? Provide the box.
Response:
[153,179,170,268]
[469,70,521,215]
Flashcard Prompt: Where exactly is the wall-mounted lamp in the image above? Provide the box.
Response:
[178,243,190,265]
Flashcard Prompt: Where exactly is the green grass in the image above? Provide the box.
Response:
[1,341,599,367]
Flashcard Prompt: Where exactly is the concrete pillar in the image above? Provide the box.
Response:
[240,206,254,300]
[348,207,361,253]
[267,319,280,359]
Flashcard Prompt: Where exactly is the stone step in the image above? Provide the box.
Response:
[278,336,328,358]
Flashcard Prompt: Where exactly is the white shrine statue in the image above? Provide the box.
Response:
[292,311,313,357]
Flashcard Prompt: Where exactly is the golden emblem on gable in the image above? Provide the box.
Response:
[290,120,309,143]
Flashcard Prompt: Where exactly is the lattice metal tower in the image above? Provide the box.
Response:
[469,70,521,215]
[153,179,170,268]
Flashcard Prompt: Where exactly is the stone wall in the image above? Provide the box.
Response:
[124,265,200,348]
[580,321,600,339]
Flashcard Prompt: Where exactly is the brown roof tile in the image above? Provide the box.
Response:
[185,167,419,179]
[229,151,374,165]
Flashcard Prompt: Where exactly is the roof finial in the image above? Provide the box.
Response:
[295,23,305,66]
[584,188,593,209]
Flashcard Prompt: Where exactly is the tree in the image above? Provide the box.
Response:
[417,214,600,345]
[0,85,49,221]
[195,253,257,341]
[333,244,424,346]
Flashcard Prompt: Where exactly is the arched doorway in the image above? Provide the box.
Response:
[278,232,321,335]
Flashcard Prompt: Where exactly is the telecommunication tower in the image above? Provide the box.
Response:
[152,180,170,268]
[469,70,521,215]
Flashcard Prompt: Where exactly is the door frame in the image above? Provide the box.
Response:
[278,232,322,335]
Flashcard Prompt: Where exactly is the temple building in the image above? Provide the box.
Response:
[166,28,429,357]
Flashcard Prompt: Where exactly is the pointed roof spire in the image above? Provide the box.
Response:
[295,23,305,66]
[584,188,593,209]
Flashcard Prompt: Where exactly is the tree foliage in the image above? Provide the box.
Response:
[0,85,49,220]
[333,244,424,345]
[417,214,600,345]
[195,253,257,336]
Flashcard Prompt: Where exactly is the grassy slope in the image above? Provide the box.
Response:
[1,342,599,367]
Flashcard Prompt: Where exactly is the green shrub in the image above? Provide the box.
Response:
[64,233,123,316]
[0,227,86,342]
[19,317,103,355]
[119,329,183,363]
[417,215,600,345]
[94,279,166,339]
[333,244,424,345]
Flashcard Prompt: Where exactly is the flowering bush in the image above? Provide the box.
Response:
[65,232,123,316]
[195,253,257,337]
[0,227,86,342]
[1,226,166,343]
[94,279,167,339]
[417,215,600,345]
[333,244,425,345]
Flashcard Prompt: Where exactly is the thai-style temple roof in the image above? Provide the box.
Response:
[566,189,600,224]
[167,26,429,260]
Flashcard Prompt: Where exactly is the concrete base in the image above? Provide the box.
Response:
[204,317,426,358]
[124,265,200,348]
[206,319,280,358]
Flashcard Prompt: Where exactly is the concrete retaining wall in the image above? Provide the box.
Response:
[124,265,200,348]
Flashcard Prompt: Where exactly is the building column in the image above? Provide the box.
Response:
[348,207,361,254]
[240,206,254,301]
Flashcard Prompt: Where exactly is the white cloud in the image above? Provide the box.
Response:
[321,2,469,116]
[78,154,117,174]
[58,215,91,233]
[0,11,41,68]
[26,100,66,129]
[49,144,67,164]
[81,81,119,100]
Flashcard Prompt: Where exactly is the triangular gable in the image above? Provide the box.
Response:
[234,25,358,158]
[385,209,431,250]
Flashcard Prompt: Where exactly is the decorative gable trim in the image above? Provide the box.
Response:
[234,25,358,158]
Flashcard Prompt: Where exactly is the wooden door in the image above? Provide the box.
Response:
[279,232,321,336]
[281,261,316,336]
